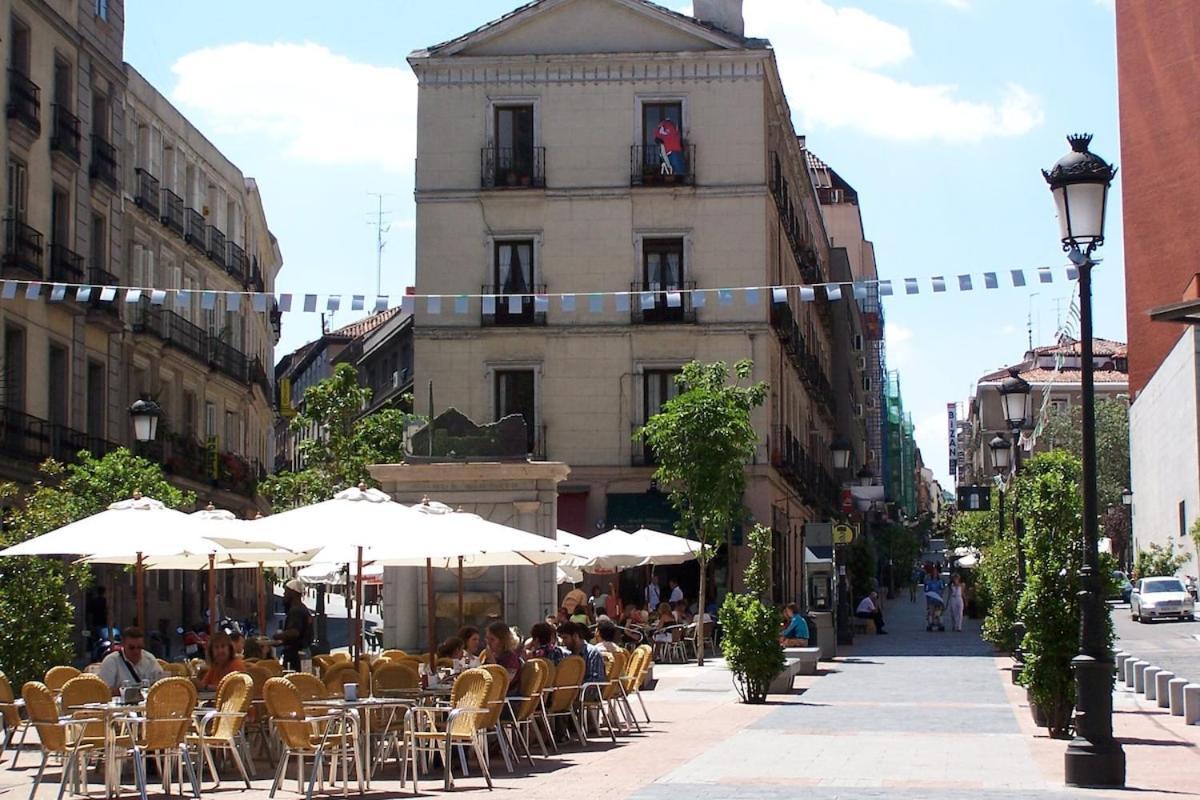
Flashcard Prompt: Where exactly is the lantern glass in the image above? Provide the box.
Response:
[830,436,852,471]
[1055,180,1109,247]
[999,390,1030,430]
[989,435,1011,472]
[129,399,162,442]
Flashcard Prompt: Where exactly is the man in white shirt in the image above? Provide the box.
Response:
[668,579,684,605]
[854,591,888,635]
[645,575,661,610]
[97,627,165,695]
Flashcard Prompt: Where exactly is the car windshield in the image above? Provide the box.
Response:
[1143,579,1185,594]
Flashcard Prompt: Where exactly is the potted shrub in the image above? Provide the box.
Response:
[719,524,785,703]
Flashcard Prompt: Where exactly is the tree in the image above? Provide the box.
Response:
[638,359,767,665]
[1039,398,1129,516]
[0,449,193,686]
[260,363,419,509]
[718,524,785,703]
[1132,541,1189,581]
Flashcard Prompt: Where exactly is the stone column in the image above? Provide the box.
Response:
[513,500,544,625]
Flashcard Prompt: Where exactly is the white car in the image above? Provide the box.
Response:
[1131,577,1196,623]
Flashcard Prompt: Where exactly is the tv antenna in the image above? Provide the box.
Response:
[1027,292,1040,350]
[366,192,394,299]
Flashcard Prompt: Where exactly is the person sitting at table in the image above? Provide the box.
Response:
[97,626,165,696]
[563,584,588,615]
[229,631,246,658]
[778,603,809,647]
[457,626,483,666]
[558,621,605,685]
[673,601,692,624]
[194,631,246,691]
[526,622,565,666]
[855,591,888,635]
[569,604,591,626]
[623,603,648,626]
[656,604,675,627]
[485,621,523,695]
[436,637,465,661]
[594,619,622,654]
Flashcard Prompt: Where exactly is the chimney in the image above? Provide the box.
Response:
[693,0,744,37]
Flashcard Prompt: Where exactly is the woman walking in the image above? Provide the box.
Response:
[947,573,966,632]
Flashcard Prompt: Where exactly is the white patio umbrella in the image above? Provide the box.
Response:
[0,493,209,628]
[577,528,652,571]
[629,527,702,565]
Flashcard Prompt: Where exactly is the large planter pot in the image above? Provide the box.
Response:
[1029,698,1049,727]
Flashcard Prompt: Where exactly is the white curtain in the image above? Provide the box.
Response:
[498,245,512,289]
[516,244,531,291]
[647,253,662,291]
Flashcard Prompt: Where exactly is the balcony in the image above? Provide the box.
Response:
[2,218,44,279]
[50,105,80,162]
[248,255,265,293]
[208,336,248,384]
[150,433,260,498]
[207,226,226,268]
[631,142,695,187]
[0,405,118,465]
[6,69,41,136]
[184,209,206,253]
[227,242,247,283]
[49,243,85,283]
[132,304,209,365]
[134,169,160,217]
[481,284,547,327]
[769,425,838,510]
[89,135,118,192]
[250,356,272,399]
[160,189,185,236]
[86,266,121,323]
[481,146,545,189]
[769,296,794,337]
[630,281,697,324]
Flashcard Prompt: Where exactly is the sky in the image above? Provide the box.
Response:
[125,0,1125,489]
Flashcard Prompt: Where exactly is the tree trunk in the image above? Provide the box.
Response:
[696,557,707,666]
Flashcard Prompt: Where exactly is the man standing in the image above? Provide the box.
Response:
[645,574,661,610]
[668,578,684,605]
[274,579,313,671]
[562,583,588,615]
[855,591,888,635]
[97,627,164,696]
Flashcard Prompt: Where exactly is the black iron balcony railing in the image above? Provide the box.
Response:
[86,266,120,319]
[769,424,837,510]
[250,356,272,399]
[226,241,247,283]
[160,188,185,236]
[0,404,118,465]
[50,104,80,161]
[630,280,697,324]
[6,69,40,135]
[132,303,208,365]
[208,337,249,384]
[481,284,548,326]
[481,146,546,189]
[49,243,85,283]
[631,142,695,186]
[184,209,206,252]
[207,226,226,268]
[134,169,160,217]
[89,135,118,191]
[769,296,794,337]
[3,218,44,279]
[150,433,259,498]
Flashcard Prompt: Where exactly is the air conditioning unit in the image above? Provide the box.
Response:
[857,356,867,370]
[854,403,864,417]
[853,333,863,351]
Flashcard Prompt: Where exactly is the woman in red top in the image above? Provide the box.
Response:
[484,621,524,696]
[194,631,246,691]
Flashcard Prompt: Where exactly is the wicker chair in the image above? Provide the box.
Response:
[402,667,493,792]
[59,674,113,750]
[22,680,103,800]
[285,672,329,702]
[0,670,31,768]
[43,666,81,693]
[476,664,517,773]
[621,644,653,723]
[256,659,284,678]
[161,663,191,679]
[312,655,338,679]
[364,663,417,777]
[242,664,274,759]
[380,649,407,661]
[542,655,587,748]
[580,650,626,742]
[503,658,551,761]
[188,672,254,789]
[264,676,362,797]
[322,663,359,697]
[372,663,418,694]
[114,676,202,800]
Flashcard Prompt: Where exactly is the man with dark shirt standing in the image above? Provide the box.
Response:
[273,579,312,670]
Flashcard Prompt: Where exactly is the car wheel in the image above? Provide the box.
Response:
[1139,614,1150,624]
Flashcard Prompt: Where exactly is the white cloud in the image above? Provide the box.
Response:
[170,43,416,172]
[886,322,914,367]
[733,0,1043,143]
[914,411,951,480]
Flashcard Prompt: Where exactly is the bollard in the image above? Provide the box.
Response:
[1155,671,1175,709]
[1169,678,1188,716]
[1184,684,1200,725]
[1134,661,1150,693]
[1115,652,1130,675]
[1145,667,1162,700]
[1125,659,1140,688]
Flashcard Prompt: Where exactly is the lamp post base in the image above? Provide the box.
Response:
[1064,737,1126,788]
[1064,652,1126,788]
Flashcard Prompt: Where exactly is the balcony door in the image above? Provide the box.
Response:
[494,105,534,185]
[495,369,536,454]
[6,158,28,222]
[642,238,684,322]
[4,326,26,412]
[492,240,534,324]
[9,17,30,75]
[641,369,681,464]
[51,186,70,247]
[641,101,683,173]
[48,345,68,426]
[86,360,105,437]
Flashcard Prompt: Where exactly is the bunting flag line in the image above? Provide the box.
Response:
[0,266,1082,316]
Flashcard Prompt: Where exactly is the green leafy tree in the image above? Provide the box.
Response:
[1132,541,1189,581]
[638,359,767,665]
[261,363,419,510]
[845,536,876,604]
[950,487,1021,651]
[0,450,193,685]
[718,524,785,703]
[1039,398,1129,516]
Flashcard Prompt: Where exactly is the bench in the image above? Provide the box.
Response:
[768,646,821,694]
[852,618,876,635]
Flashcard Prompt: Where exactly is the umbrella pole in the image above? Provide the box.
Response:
[208,554,217,637]
[426,558,436,673]
[107,572,114,636]
[135,553,144,629]
[256,563,266,637]
[457,556,464,627]
[355,546,364,663]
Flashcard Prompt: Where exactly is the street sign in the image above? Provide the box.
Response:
[832,523,857,545]
[956,486,991,512]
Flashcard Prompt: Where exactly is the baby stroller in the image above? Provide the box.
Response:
[924,591,946,632]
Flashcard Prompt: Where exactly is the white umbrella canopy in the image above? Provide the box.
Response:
[382,501,566,568]
[557,564,583,585]
[629,527,701,565]
[298,561,384,585]
[0,494,207,557]
[582,528,653,571]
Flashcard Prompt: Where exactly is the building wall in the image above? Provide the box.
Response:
[1129,327,1200,574]
[1116,0,1200,397]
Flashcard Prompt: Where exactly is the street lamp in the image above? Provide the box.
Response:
[129,398,162,443]
[830,435,852,471]
[1044,133,1124,788]
[989,435,1011,474]
[1121,489,1133,572]
[857,465,874,487]
[998,371,1032,430]
[830,435,854,646]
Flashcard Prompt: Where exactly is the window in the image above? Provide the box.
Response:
[96,0,109,22]
[641,369,681,464]
[89,213,105,273]
[3,326,26,411]
[204,402,218,441]
[491,105,536,186]
[86,360,105,437]
[92,89,109,140]
[48,345,69,425]
[495,369,536,453]
[638,238,686,323]
[1050,398,1068,415]
[639,100,686,180]
[224,410,241,455]
[9,16,30,75]
[1179,501,1187,539]
[488,240,538,325]
[53,57,72,109]
[6,158,28,221]
[50,186,70,246]
[182,390,196,437]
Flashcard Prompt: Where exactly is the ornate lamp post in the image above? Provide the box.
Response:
[830,435,854,646]
[998,370,1031,587]
[1121,489,1133,572]
[129,398,162,443]
[1044,133,1124,788]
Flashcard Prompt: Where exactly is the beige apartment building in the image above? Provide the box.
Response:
[409,0,868,602]
[1,0,282,638]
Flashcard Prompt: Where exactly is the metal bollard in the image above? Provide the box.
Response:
[1145,667,1162,700]
[1155,671,1175,709]
[1184,684,1200,725]
[1134,661,1150,693]
[1169,678,1189,716]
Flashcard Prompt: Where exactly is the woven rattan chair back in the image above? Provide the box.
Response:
[60,674,111,741]
[380,649,407,660]
[211,672,253,740]
[243,664,271,701]
[546,655,584,713]
[323,663,358,694]
[22,682,66,753]
[604,650,628,701]
[513,659,549,722]
[43,665,80,692]
[447,668,492,739]
[256,659,284,678]
[263,677,314,751]
[0,671,21,729]
[285,672,328,702]
[143,677,198,751]
[477,664,509,728]
[372,662,419,693]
